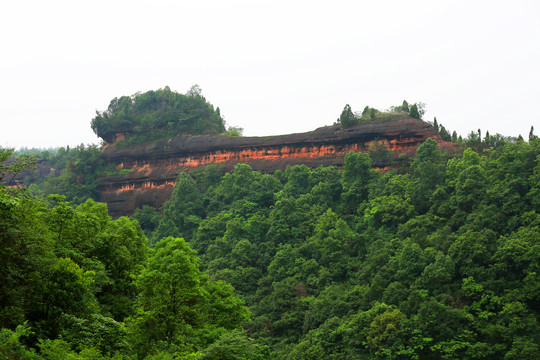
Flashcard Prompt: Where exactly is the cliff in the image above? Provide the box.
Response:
[97,118,456,217]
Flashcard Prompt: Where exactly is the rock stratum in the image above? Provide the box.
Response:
[98,118,456,217]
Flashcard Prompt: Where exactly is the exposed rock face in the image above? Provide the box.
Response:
[98,118,456,217]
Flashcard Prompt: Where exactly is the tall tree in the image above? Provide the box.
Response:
[129,237,249,357]
[338,104,357,128]
[409,104,420,119]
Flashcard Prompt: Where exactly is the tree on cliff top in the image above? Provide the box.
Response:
[409,104,421,119]
[337,104,358,128]
[91,86,226,144]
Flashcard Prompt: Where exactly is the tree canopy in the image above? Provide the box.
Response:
[91,86,226,144]
[2,122,540,359]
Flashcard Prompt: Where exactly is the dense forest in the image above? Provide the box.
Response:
[1,96,539,358]
[2,133,539,359]
[132,136,539,359]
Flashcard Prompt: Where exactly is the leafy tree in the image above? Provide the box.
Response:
[200,329,269,360]
[129,236,249,358]
[0,323,40,359]
[157,173,204,241]
[130,236,210,353]
[340,151,372,214]
[409,138,445,213]
[132,205,159,236]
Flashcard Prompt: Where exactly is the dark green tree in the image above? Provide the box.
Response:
[157,172,204,241]
[129,237,249,357]
[409,137,445,213]
[409,104,420,119]
[338,104,357,128]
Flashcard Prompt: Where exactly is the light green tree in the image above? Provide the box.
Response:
[129,236,249,358]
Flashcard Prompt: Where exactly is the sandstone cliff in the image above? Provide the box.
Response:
[98,118,455,217]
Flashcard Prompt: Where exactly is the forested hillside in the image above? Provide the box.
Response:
[1,160,254,358]
[133,136,540,359]
[2,131,538,359]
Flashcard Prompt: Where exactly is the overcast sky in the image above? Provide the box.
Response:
[1,0,539,149]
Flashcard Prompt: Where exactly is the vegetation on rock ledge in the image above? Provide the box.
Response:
[91,86,226,146]
[337,100,425,129]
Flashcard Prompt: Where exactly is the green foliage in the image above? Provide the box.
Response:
[26,144,105,204]
[389,100,410,114]
[225,126,244,137]
[91,86,226,145]
[0,323,40,359]
[341,151,372,213]
[0,187,150,358]
[139,137,540,358]
[132,205,159,236]
[337,104,358,128]
[409,104,420,119]
[200,329,269,360]
[129,236,249,358]
[155,173,204,242]
[410,137,445,213]
[3,132,540,359]
[0,148,36,185]
[336,101,421,130]
[1,183,249,359]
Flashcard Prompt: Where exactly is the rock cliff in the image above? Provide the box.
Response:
[97,118,456,217]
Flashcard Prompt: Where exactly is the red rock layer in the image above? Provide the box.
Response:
[97,118,456,217]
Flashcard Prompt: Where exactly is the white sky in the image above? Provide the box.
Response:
[1,0,539,149]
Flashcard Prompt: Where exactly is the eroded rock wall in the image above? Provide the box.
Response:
[98,118,456,217]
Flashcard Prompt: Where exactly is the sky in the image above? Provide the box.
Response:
[1,0,539,149]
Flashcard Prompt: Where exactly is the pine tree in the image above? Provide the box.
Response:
[401,100,409,112]
[339,104,357,128]
[409,104,420,119]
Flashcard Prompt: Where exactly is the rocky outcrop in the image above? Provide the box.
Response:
[97,118,456,217]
